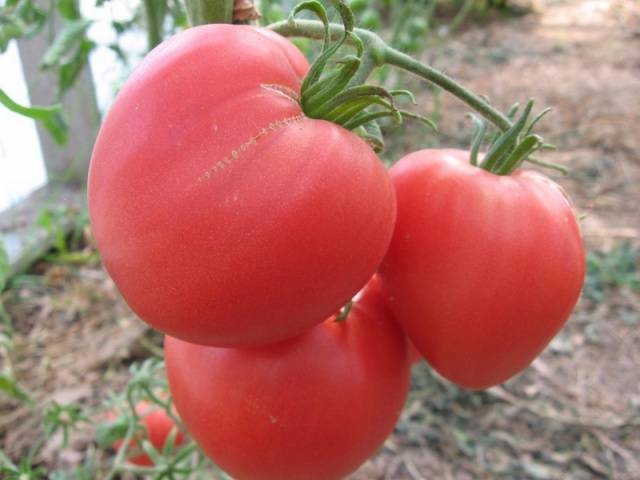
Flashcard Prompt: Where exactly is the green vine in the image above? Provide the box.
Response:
[268,1,559,175]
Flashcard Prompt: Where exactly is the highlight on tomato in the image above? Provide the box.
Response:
[88,23,397,348]
[380,148,585,389]
[164,277,410,480]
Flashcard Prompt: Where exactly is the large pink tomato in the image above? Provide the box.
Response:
[165,277,410,480]
[379,149,585,389]
[88,25,396,347]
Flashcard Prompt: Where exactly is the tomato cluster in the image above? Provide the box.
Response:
[88,25,584,479]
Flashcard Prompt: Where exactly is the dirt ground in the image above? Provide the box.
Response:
[1,0,639,478]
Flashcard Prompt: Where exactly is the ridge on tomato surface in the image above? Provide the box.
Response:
[88,24,396,347]
[165,275,410,480]
[380,149,585,389]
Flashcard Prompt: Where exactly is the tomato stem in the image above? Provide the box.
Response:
[142,0,165,51]
[268,19,513,132]
[336,300,353,322]
[185,0,234,25]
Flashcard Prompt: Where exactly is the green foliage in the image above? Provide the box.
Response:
[0,456,46,480]
[44,402,89,447]
[36,206,96,263]
[0,0,187,141]
[40,19,95,96]
[585,242,640,302]
[38,206,72,255]
[0,368,32,403]
[0,88,68,144]
[0,0,47,52]
[55,0,82,21]
[0,241,8,292]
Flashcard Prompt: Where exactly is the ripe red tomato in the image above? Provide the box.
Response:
[165,278,410,480]
[356,274,422,364]
[88,25,396,347]
[112,401,185,466]
[379,149,585,389]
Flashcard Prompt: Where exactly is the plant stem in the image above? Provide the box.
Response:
[143,0,165,51]
[268,19,512,131]
[383,48,511,131]
[185,0,234,25]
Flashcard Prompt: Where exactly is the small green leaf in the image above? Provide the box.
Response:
[0,370,32,404]
[0,89,68,145]
[0,88,59,119]
[41,19,92,69]
[0,241,9,292]
[95,418,129,448]
[56,0,81,20]
[41,110,69,145]
[58,39,94,94]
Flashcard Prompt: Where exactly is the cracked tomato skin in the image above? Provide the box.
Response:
[88,25,396,347]
[379,149,585,389]
[165,277,410,480]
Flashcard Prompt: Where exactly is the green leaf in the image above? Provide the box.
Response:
[0,88,68,145]
[0,370,32,404]
[95,418,129,448]
[56,0,81,20]
[41,110,69,145]
[0,88,59,119]
[58,39,94,95]
[0,0,48,52]
[0,241,9,292]
[41,19,92,69]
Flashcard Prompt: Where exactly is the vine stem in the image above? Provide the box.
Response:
[142,0,166,50]
[185,0,234,25]
[268,19,512,131]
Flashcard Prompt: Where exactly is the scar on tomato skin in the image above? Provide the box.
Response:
[196,113,304,184]
[260,83,300,104]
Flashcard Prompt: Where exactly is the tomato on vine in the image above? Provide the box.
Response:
[88,21,398,347]
[380,146,585,389]
[165,276,410,480]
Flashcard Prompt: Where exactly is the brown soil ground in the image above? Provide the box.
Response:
[1,0,639,478]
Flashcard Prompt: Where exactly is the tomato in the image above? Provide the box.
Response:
[165,277,410,480]
[112,401,185,466]
[88,25,396,347]
[355,274,422,364]
[379,149,585,389]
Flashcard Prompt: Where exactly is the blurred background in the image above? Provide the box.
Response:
[0,0,639,478]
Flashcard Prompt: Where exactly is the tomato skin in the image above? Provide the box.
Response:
[356,274,422,364]
[379,149,585,389]
[88,25,396,347]
[112,402,185,466]
[165,279,410,480]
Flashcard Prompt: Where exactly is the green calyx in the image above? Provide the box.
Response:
[289,0,435,152]
[467,99,566,176]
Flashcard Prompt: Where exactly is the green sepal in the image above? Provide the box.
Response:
[481,99,533,172]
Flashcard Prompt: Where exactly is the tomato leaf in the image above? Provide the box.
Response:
[0,370,32,404]
[95,418,129,448]
[55,0,81,20]
[0,88,69,145]
[40,19,92,69]
[58,38,94,95]
[0,242,9,292]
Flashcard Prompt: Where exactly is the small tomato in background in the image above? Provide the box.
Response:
[380,149,585,389]
[165,277,410,480]
[106,401,185,466]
